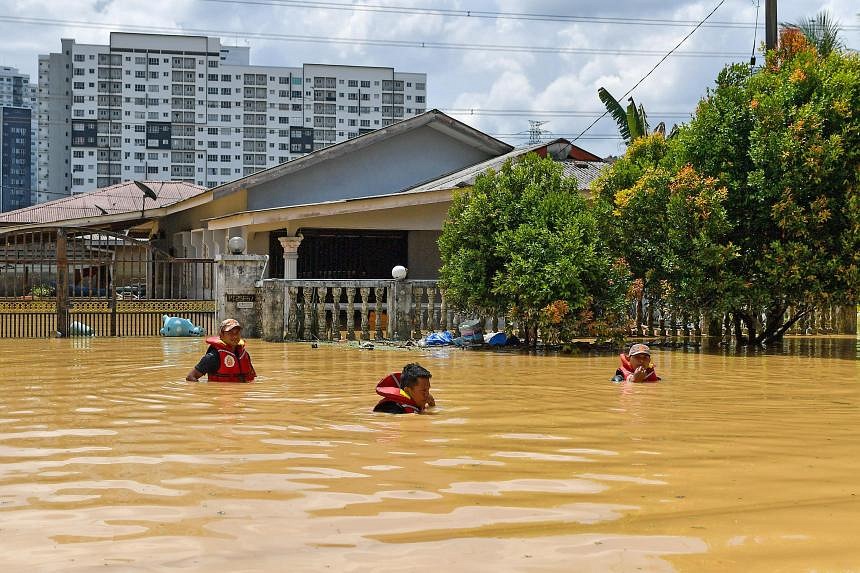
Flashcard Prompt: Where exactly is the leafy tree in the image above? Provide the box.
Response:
[676,30,860,344]
[438,153,630,343]
[593,134,740,331]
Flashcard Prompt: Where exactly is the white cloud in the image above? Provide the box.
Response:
[0,0,855,155]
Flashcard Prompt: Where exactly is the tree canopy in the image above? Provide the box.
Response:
[596,30,859,344]
[439,153,630,343]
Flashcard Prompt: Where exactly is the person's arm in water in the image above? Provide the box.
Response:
[186,368,204,382]
[186,350,219,382]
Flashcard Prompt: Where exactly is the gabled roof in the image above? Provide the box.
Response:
[404,138,607,194]
[0,181,207,227]
[200,138,608,230]
[207,109,514,200]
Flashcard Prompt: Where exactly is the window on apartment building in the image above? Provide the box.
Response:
[74,54,85,62]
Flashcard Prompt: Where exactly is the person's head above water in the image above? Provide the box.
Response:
[627,343,652,369]
[400,363,432,407]
[219,318,242,346]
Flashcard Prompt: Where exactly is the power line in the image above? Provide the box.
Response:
[0,15,751,58]
[573,0,727,143]
[443,108,693,118]
[197,0,860,30]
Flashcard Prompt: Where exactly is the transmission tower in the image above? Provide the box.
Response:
[527,120,549,145]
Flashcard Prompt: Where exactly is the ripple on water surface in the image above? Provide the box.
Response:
[0,337,858,571]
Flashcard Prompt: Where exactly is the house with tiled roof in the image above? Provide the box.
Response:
[1,111,608,280]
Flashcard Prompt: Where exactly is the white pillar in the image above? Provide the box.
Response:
[278,235,303,279]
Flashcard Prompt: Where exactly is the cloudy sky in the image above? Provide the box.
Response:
[1,0,857,156]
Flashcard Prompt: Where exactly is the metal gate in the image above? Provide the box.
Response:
[0,227,216,337]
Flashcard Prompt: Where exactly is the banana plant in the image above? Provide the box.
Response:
[781,11,844,57]
[598,87,671,146]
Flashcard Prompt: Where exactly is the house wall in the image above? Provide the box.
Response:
[246,126,492,211]
[256,202,450,279]
[407,230,442,279]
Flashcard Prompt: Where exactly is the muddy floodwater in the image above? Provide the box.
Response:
[1,336,858,572]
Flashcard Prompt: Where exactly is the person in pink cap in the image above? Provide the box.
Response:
[612,343,660,383]
[186,318,256,383]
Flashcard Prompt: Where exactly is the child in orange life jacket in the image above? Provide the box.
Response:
[373,363,436,414]
[612,343,660,383]
[186,318,256,383]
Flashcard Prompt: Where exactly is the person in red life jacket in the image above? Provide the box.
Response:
[373,363,435,414]
[186,318,257,383]
[612,343,660,383]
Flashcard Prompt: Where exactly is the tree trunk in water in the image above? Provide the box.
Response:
[732,313,746,345]
[635,296,643,337]
[646,303,655,337]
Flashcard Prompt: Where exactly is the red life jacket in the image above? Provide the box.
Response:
[205,336,256,383]
[374,372,422,413]
[618,354,660,383]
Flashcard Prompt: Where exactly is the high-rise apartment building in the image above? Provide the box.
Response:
[36,33,427,203]
[0,107,33,212]
[0,66,37,211]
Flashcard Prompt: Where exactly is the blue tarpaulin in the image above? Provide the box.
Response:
[423,331,454,346]
[483,332,508,346]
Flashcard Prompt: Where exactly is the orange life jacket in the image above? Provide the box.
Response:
[205,336,256,383]
[374,372,422,413]
[617,353,660,383]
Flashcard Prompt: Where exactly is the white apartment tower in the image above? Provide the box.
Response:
[37,33,427,202]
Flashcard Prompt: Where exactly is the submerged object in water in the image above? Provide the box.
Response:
[160,315,205,337]
[68,321,94,336]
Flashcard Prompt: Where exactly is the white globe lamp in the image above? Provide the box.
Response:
[228,236,246,255]
[392,265,408,280]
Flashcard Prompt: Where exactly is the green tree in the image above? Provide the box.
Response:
[675,30,860,344]
[593,134,740,331]
[438,153,630,344]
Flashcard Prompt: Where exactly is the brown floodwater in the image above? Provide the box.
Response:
[1,336,858,572]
